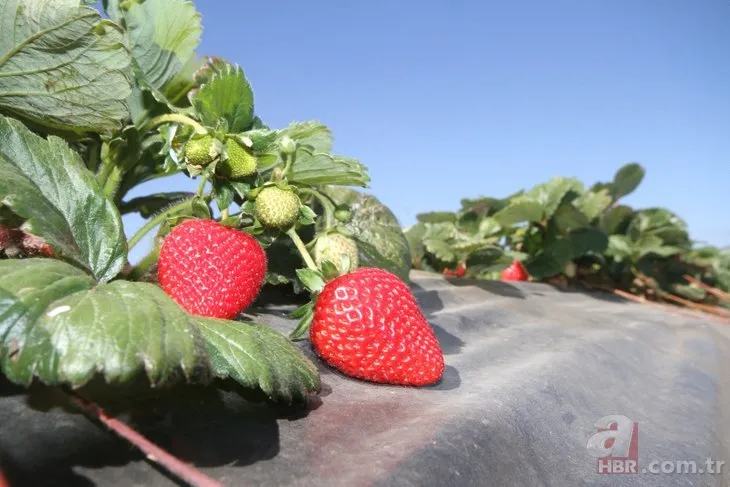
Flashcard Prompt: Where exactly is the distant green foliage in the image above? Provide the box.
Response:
[406,163,730,310]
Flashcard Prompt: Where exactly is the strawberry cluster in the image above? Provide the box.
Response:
[156,218,445,387]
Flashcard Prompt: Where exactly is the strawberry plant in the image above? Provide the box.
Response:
[407,163,730,317]
[0,0,427,434]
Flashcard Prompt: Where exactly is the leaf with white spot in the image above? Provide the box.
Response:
[0,258,320,401]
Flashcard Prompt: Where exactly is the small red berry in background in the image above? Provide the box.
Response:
[501,260,529,281]
[443,263,466,278]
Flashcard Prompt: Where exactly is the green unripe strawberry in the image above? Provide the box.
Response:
[314,232,359,273]
[184,134,217,166]
[255,186,300,229]
[334,206,352,223]
[218,138,257,179]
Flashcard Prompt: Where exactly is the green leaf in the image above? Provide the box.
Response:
[416,212,458,224]
[123,0,201,92]
[527,177,583,219]
[493,199,544,226]
[450,238,500,253]
[0,115,126,282]
[279,121,333,154]
[423,222,457,242]
[319,259,341,280]
[606,235,633,261]
[574,189,613,220]
[192,63,254,133]
[214,182,235,212]
[101,0,124,22]
[288,151,370,187]
[460,196,509,216]
[196,318,320,402]
[288,302,314,341]
[477,217,502,237]
[423,239,455,263]
[119,192,194,217]
[590,182,614,194]
[600,205,634,235]
[297,204,317,227]
[643,244,683,259]
[0,0,132,133]
[162,54,205,106]
[0,259,319,402]
[321,187,411,282]
[633,234,666,259]
[567,227,608,258]
[524,237,573,279]
[243,129,279,154]
[296,268,326,294]
[0,259,205,387]
[553,201,590,233]
[685,246,724,267]
[404,222,426,263]
[670,284,706,302]
[612,163,645,200]
[457,211,481,234]
[465,246,508,274]
[628,208,690,248]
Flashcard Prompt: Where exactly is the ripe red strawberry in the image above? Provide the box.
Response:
[443,263,466,278]
[157,219,267,319]
[310,267,444,386]
[501,260,528,281]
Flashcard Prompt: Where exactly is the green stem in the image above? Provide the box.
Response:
[126,245,161,281]
[127,199,192,251]
[103,164,124,200]
[96,141,114,184]
[140,113,206,135]
[196,174,209,197]
[287,228,318,271]
[220,208,229,220]
[298,187,336,228]
[280,151,297,178]
[87,139,100,173]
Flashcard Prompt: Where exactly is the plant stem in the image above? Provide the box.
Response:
[196,175,209,197]
[67,392,223,487]
[127,199,192,251]
[126,245,161,281]
[297,187,336,227]
[96,141,115,185]
[140,113,206,135]
[280,150,297,178]
[87,139,101,173]
[103,164,124,200]
[220,208,229,220]
[287,228,318,271]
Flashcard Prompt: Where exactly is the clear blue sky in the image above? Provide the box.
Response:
[123,0,729,261]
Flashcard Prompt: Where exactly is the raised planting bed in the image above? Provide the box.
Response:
[2,271,729,487]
